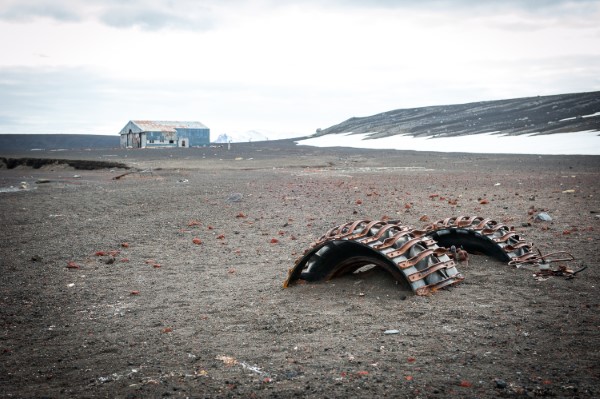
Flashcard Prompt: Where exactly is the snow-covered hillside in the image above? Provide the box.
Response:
[296,130,600,155]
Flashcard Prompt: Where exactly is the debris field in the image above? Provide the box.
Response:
[0,142,599,398]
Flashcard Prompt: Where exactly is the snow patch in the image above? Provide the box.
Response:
[296,131,600,155]
[559,111,600,122]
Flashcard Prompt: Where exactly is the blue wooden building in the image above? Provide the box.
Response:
[119,120,210,148]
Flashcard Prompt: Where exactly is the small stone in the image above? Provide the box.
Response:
[226,193,243,203]
[495,379,507,389]
[384,329,400,335]
[534,212,552,222]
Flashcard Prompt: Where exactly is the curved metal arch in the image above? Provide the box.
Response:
[284,215,548,296]
[424,228,511,262]
[283,239,409,286]
[284,220,464,295]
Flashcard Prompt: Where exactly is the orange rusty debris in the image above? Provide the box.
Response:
[66,261,80,269]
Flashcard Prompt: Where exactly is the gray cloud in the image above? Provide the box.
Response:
[1,0,598,31]
[0,0,220,31]
[0,1,81,22]
[99,5,215,31]
[323,0,599,10]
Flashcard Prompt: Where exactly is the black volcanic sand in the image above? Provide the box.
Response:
[1,141,599,398]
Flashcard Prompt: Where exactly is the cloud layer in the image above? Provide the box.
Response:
[2,0,599,30]
[0,0,599,136]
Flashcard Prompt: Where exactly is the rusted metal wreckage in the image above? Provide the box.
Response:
[284,216,578,296]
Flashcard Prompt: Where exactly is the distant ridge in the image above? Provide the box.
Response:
[0,134,119,151]
[316,91,600,139]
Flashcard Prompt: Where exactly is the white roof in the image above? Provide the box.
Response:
[131,120,208,132]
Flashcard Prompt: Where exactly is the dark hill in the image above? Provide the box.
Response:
[317,91,600,139]
[0,134,119,151]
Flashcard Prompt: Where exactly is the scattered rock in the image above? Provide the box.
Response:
[534,212,553,222]
[226,193,243,203]
[384,329,400,335]
[495,378,507,389]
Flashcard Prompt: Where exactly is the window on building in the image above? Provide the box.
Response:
[169,140,174,144]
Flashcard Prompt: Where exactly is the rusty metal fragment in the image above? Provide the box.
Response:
[285,215,577,296]
[284,220,464,296]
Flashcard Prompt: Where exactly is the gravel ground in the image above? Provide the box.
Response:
[1,142,599,398]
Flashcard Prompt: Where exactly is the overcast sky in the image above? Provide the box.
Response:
[1,0,599,138]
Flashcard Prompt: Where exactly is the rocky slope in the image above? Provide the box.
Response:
[316,91,600,138]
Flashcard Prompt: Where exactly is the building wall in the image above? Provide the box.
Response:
[145,131,178,147]
[119,125,210,148]
[175,128,210,147]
